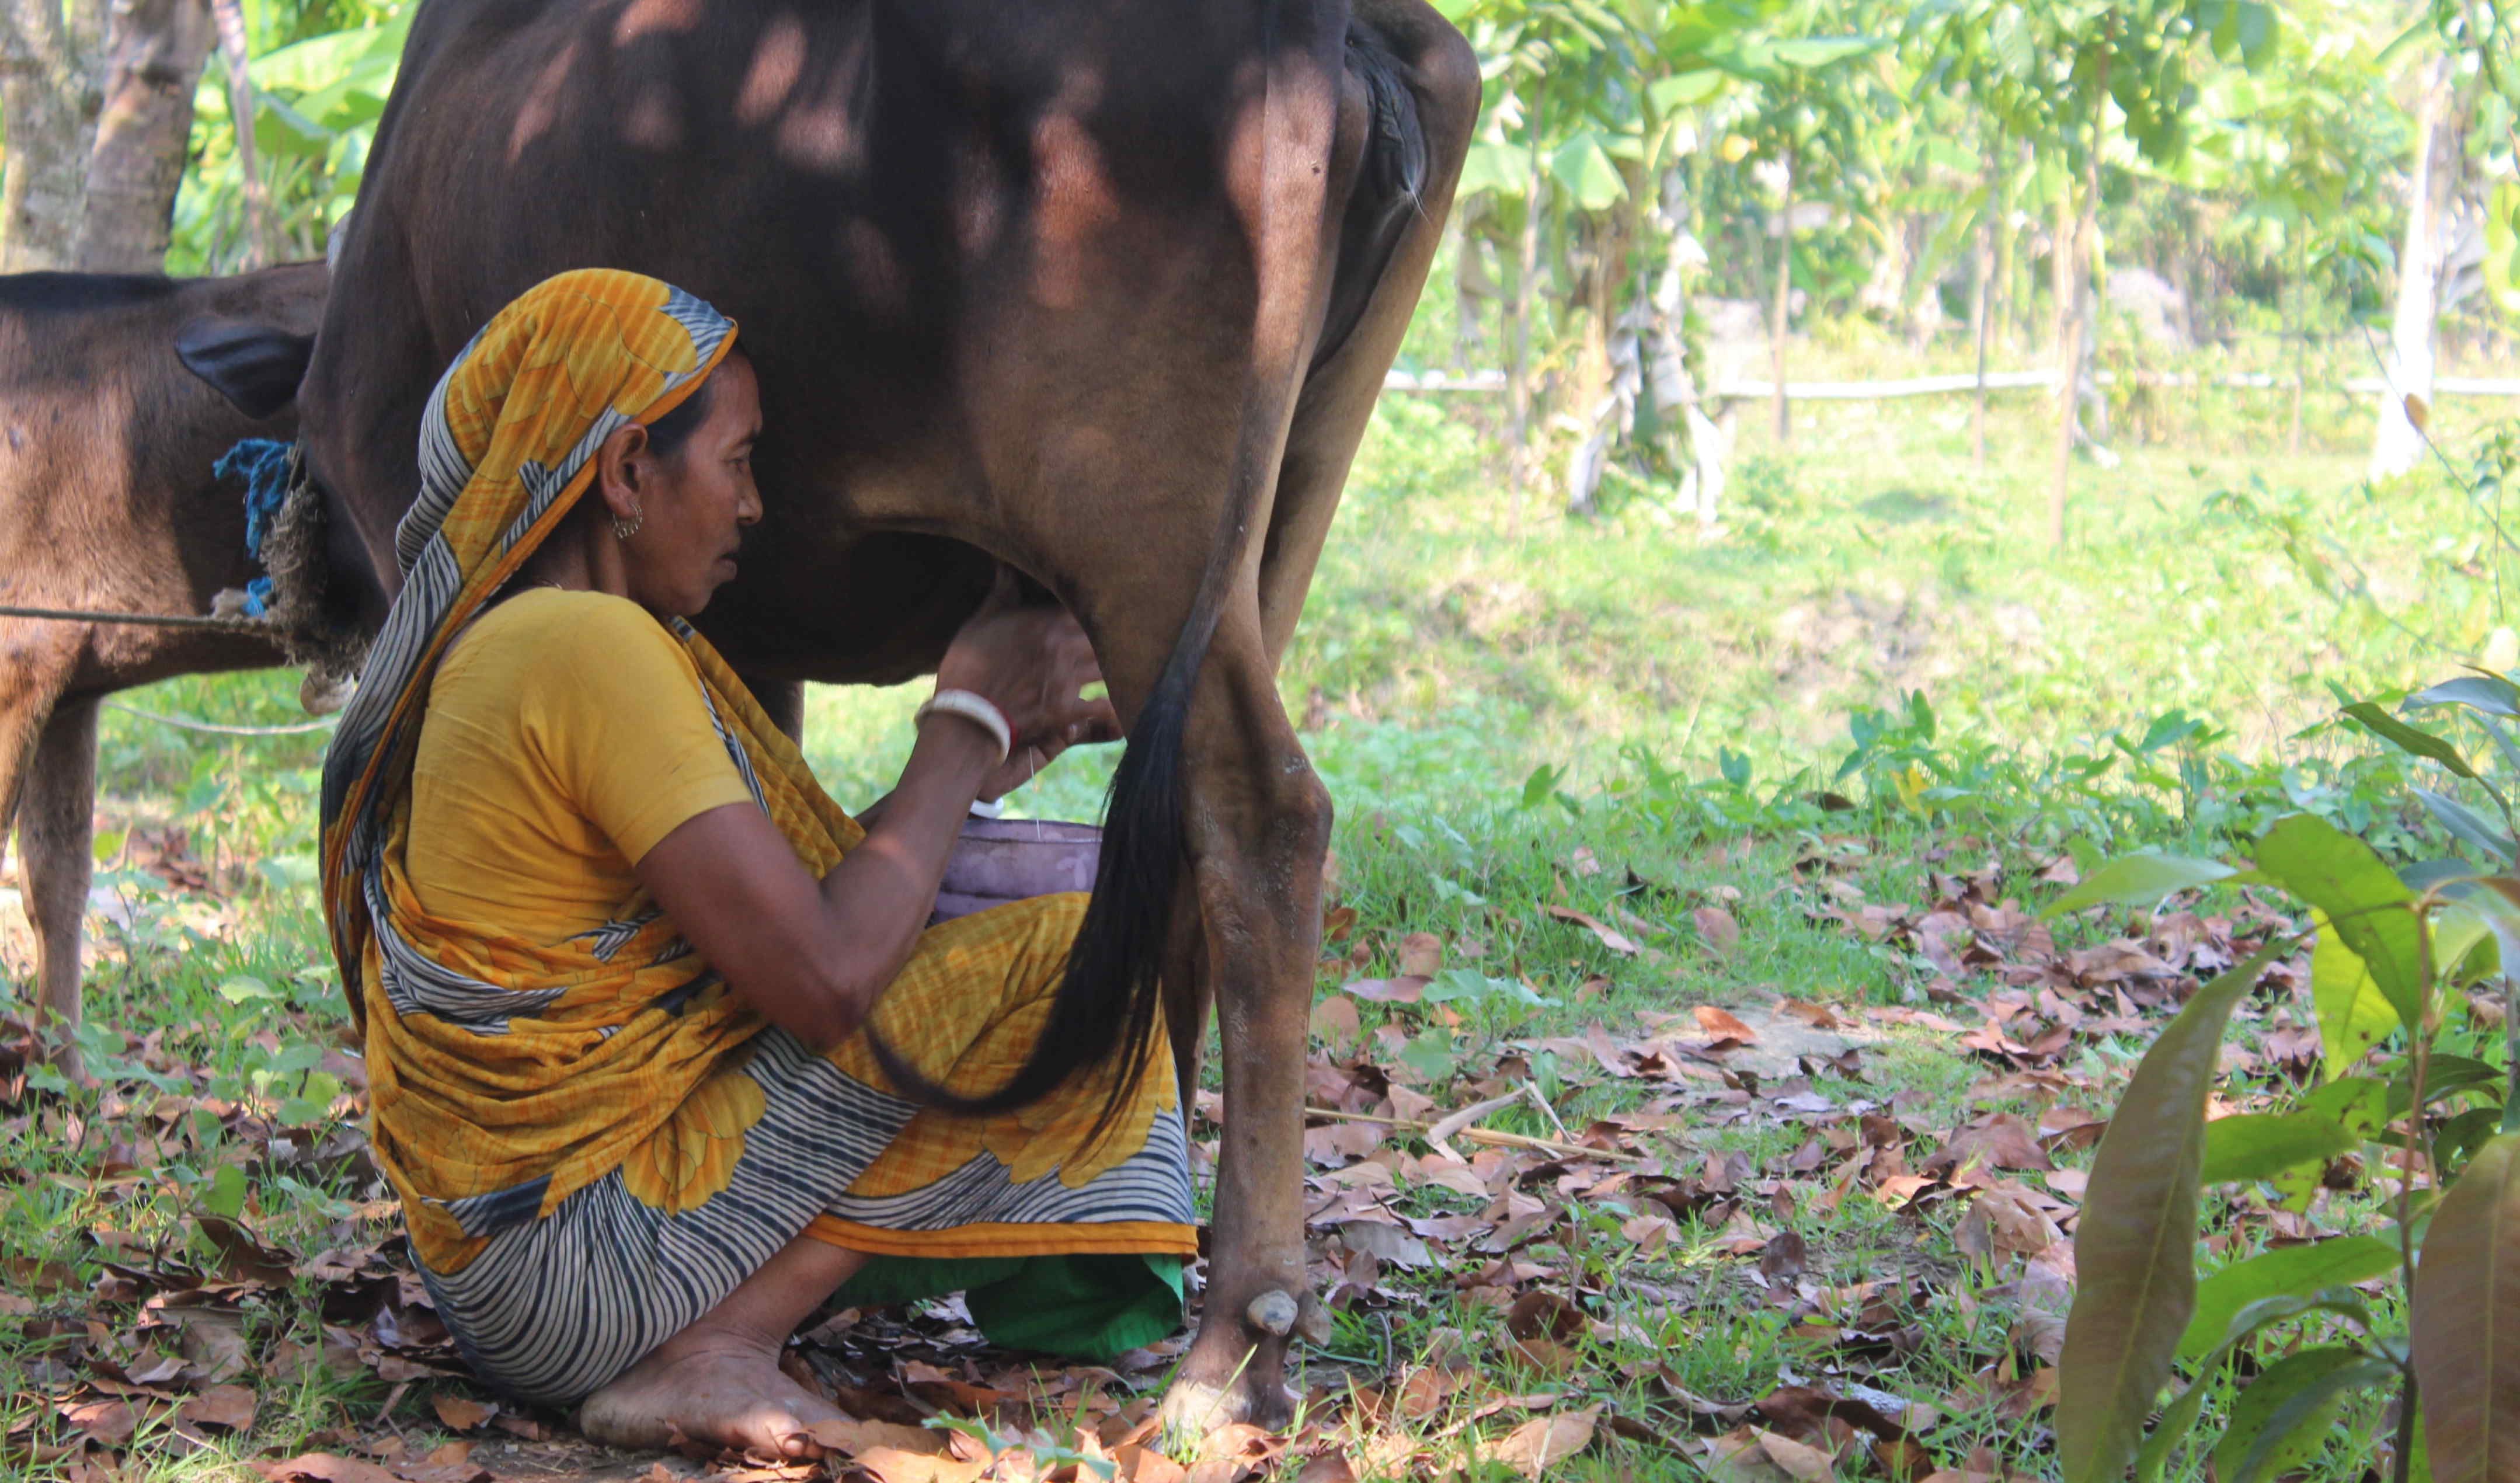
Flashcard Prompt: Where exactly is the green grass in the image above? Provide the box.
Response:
[2,344,2501,1480]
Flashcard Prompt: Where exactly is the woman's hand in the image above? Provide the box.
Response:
[934,584,1120,800]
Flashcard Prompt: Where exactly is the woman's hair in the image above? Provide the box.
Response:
[643,375,714,459]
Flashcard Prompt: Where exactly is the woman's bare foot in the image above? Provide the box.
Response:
[578,1329,847,1458]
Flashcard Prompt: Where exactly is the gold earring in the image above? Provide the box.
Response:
[612,506,643,541]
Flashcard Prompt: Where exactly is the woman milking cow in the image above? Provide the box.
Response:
[320,269,1193,1454]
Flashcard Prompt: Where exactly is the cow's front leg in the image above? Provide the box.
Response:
[1157,618,1331,1436]
[0,640,76,1076]
[22,695,99,1082]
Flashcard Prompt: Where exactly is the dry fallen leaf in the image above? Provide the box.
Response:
[1396,932,1445,977]
[1309,994,1362,1047]
[1694,1005,1759,1042]
[1924,1113,2051,1177]
[59,1399,136,1446]
[1542,906,1640,956]
[1338,1220,1432,1268]
[1342,977,1426,1005]
[1483,1405,1600,1477]
[1115,1442,1190,1483]
[1755,1428,1840,1483]
[806,1416,983,1483]
[429,1394,493,1432]
[178,1384,257,1430]
[256,1453,402,1483]
[388,1461,493,1483]
[806,1417,952,1456]
[1692,906,1741,955]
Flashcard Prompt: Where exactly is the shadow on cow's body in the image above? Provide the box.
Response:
[0,263,328,1080]
[289,0,1475,1427]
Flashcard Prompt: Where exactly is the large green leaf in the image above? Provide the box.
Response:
[1647,70,1727,111]
[2058,944,2281,1483]
[2255,814,2425,1028]
[2432,898,2503,988]
[253,96,334,161]
[1456,140,1528,201]
[2178,1234,2401,1361]
[2417,789,2520,866]
[2044,853,2234,917]
[2215,1347,2397,1483]
[1767,34,1881,68]
[2341,702,2476,778]
[250,16,406,94]
[1548,131,1627,211]
[2142,1289,2387,1482]
[2312,924,2401,1081]
[2483,183,2520,321]
[2200,0,2280,70]
[2414,1132,2520,1483]
[2411,676,2520,720]
[2200,1112,2358,1185]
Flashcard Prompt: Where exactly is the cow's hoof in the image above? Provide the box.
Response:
[1155,1373,1297,1442]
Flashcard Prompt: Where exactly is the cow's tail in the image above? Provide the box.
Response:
[868,0,1346,1128]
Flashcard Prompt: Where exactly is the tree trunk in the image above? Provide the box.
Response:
[1972,134,1997,467]
[2048,53,2107,549]
[1647,165,1725,534]
[1505,128,1544,526]
[2286,233,2306,458]
[208,0,267,267]
[2047,196,2072,364]
[1769,144,1794,446]
[74,0,213,271]
[2005,140,2030,348]
[1567,167,1649,518]
[1449,211,1485,373]
[2371,56,2464,481]
[0,0,107,270]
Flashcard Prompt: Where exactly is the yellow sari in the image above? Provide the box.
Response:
[318,269,1192,1404]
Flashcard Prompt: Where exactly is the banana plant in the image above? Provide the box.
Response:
[169,0,408,273]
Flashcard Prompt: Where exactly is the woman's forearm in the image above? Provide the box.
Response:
[636,715,998,1051]
[806,715,997,1016]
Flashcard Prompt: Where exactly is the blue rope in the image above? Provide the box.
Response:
[214,437,294,617]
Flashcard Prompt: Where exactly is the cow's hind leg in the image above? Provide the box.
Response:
[21,695,98,1081]
[1155,607,1332,1435]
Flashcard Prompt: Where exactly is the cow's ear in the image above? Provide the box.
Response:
[175,316,315,422]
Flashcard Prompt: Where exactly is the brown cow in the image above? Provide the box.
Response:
[0,263,330,1080]
[194,0,1475,1428]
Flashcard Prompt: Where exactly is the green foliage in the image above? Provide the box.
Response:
[2056,943,2275,1483]
[2057,657,2520,1483]
[169,0,410,273]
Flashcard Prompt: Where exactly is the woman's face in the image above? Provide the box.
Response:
[611,352,764,617]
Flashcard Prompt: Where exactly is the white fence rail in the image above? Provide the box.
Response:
[1381,368,2520,399]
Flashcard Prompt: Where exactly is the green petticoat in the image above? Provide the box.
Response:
[830,1253,1185,1362]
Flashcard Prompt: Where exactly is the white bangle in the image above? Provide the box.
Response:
[916,689,1012,765]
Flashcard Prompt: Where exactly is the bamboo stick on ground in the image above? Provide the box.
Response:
[1304,1103,1645,1163]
